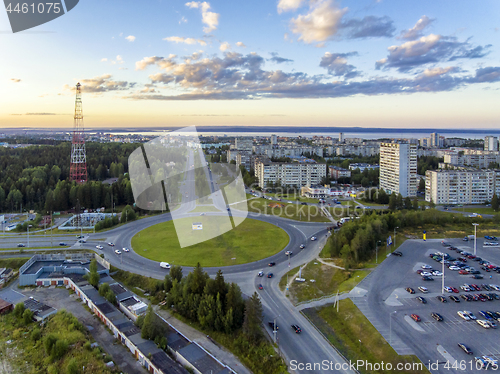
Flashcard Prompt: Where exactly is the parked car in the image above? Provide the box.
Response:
[410,314,421,322]
[417,296,427,304]
[431,312,443,321]
[405,287,415,294]
[458,343,473,355]
[392,251,403,256]
[418,286,428,293]
[437,296,447,303]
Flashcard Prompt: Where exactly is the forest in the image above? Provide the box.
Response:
[0,142,139,213]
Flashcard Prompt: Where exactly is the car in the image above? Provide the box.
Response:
[405,287,415,294]
[258,284,263,290]
[301,202,307,205]
[417,296,427,304]
[471,284,481,291]
[258,271,264,277]
[285,251,293,256]
[461,285,471,292]
[482,356,499,369]
[160,262,171,269]
[291,324,301,333]
[78,239,86,243]
[431,312,443,321]
[457,311,470,320]
[489,293,500,300]
[122,247,130,252]
[422,276,434,281]
[463,237,469,241]
[470,270,481,274]
[450,295,460,302]
[421,271,432,277]
[95,245,103,250]
[458,257,467,262]
[475,357,489,369]
[268,262,276,267]
[451,287,459,293]
[299,244,305,249]
[485,235,494,240]
[416,269,424,274]
[268,321,278,330]
[392,251,403,256]
[59,242,67,246]
[449,266,461,271]
[460,294,469,301]
[114,249,122,255]
[490,284,500,291]
[444,286,453,293]
[410,314,421,322]
[107,242,115,247]
[477,320,491,329]
[267,273,273,278]
[437,296,447,303]
[17,243,25,247]
[431,270,443,276]
[421,264,432,269]
[471,274,484,279]
[310,237,317,241]
[418,286,428,293]
[479,311,492,320]
[458,343,473,355]
[459,270,470,275]
[464,311,477,320]
[442,241,450,247]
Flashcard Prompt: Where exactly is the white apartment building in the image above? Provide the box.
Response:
[235,138,253,151]
[425,168,500,205]
[271,134,278,146]
[335,144,380,157]
[443,149,500,168]
[255,161,326,188]
[485,136,499,152]
[379,142,417,197]
[329,166,351,180]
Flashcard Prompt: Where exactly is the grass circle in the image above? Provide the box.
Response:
[131,218,289,267]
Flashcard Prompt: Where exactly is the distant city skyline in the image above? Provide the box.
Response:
[1,0,500,129]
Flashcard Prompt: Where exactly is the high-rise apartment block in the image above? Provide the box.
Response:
[255,161,326,188]
[379,142,417,197]
[485,136,499,151]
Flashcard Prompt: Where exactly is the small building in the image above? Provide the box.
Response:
[0,298,13,314]
[301,185,329,198]
[329,166,351,180]
[24,297,57,321]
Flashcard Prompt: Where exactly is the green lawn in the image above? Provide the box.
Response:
[246,197,332,223]
[131,218,289,266]
[460,207,499,215]
[303,300,429,374]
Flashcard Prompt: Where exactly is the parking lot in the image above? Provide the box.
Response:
[361,237,500,373]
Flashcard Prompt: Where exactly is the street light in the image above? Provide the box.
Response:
[27,224,32,248]
[394,227,399,250]
[472,223,479,256]
[389,311,397,346]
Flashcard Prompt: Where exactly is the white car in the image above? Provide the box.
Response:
[96,245,104,250]
[457,311,470,321]
[477,320,490,329]
[449,265,461,271]
[288,201,293,204]
[108,242,115,247]
[421,264,432,269]
[444,286,453,293]
[464,311,476,320]
[310,237,317,241]
[299,244,305,249]
[420,272,432,277]
[200,213,205,216]
[489,284,500,291]
[160,262,171,269]
[257,271,264,277]
[122,247,130,252]
[432,271,443,276]
[461,285,471,291]
[418,286,428,293]
[114,249,122,255]
[285,251,293,256]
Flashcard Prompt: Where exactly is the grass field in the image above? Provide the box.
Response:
[460,207,500,215]
[246,197,332,223]
[131,218,289,266]
[303,300,429,374]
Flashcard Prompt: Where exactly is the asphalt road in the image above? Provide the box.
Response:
[358,237,500,374]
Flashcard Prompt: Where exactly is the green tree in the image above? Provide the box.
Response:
[120,204,136,223]
[66,358,80,374]
[388,193,397,211]
[51,339,68,360]
[412,196,419,210]
[243,292,263,344]
[105,290,116,304]
[492,194,499,212]
[98,283,110,297]
[404,196,412,210]
[44,334,58,355]
[141,305,165,341]
[22,309,34,325]
[170,265,183,283]
[13,302,25,318]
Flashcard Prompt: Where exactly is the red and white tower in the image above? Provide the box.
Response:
[69,82,87,183]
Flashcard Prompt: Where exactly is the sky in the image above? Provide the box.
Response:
[0,0,500,130]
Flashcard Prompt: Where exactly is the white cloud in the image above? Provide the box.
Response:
[101,58,108,62]
[64,74,132,94]
[236,42,246,48]
[163,36,207,46]
[277,0,306,13]
[417,66,456,79]
[399,15,434,40]
[125,35,136,42]
[179,16,187,24]
[290,0,347,43]
[111,55,124,65]
[185,1,219,33]
[136,56,165,71]
[220,42,231,51]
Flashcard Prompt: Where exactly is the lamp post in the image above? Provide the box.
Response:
[473,223,479,256]
[27,224,32,248]
[394,227,399,250]
[442,253,445,294]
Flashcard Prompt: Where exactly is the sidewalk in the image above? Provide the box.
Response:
[154,306,252,374]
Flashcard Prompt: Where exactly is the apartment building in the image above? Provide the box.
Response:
[443,149,500,168]
[484,136,499,152]
[349,163,379,172]
[379,142,417,197]
[255,161,326,188]
[334,144,380,157]
[329,166,351,180]
[425,168,500,205]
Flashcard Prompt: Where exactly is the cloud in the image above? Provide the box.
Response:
[236,42,246,48]
[64,74,134,94]
[10,78,21,83]
[289,0,394,44]
[129,52,500,101]
[399,15,434,40]
[319,52,359,78]
[269,52,293,64]
[185,1,219,33]
[163,36,207,45]
[376,34,491,72]
[179,16,187,24]
[220,42,231,51]
[101,58,108,62]
[125,35,136,42]
[277,0,306,13]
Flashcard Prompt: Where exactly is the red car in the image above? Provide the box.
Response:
[467,255,476,259]
[472,284,481,291]
[258,284,263,290]
[451,287,459,293]
[458,257,467,262]
[411,314,421,322]
[459,270,469,275]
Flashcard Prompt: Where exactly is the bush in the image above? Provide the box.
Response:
[66,358,79,374]
[13,302,25,318]
[44,334,58,355]
[23,309,34,325]
[83,341,91,351]
[51,339,68,360]
[31,327,41,341]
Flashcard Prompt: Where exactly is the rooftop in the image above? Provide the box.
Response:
[22,259,105,275]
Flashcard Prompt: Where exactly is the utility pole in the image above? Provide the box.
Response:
[442,254,445,294]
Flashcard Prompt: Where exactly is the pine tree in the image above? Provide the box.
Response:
[243,292,263,344]
[492,194,499,212]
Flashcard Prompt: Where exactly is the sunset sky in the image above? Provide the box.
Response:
[1,0,500,129]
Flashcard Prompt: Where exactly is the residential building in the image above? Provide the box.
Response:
[334,144,380,157]
[301,185,329,198]
[339,132,344,143]
[444,138,466,147]
[379,142,417,197]
[329,166,351,180]
[255,161,326,188]
[271,134,277,146]
[234,138,253,151]
[425,168,500,205]
[348,163,379,172]
[485,136,499,151]
[430,133,441,148]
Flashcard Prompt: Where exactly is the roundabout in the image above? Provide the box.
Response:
[131,218,290,267]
